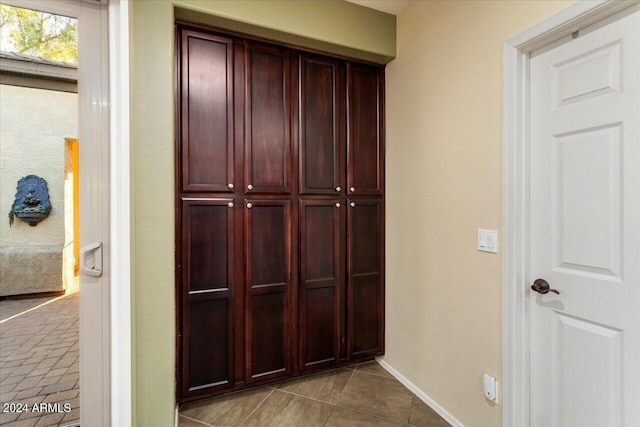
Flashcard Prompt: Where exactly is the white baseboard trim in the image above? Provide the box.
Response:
[376,357,464,427]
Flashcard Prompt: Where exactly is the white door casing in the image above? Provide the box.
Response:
[529,7,639,426]
[503,1,640,426]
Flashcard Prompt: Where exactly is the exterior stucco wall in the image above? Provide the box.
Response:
[0,84,77,296]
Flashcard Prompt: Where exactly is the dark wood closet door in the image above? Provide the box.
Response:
[179,30,234,193]
[176,24,386,403]
[347,63,384,197]
[244,199,292,380]
[299,199,345,370]
[180,198,235,396]
[298,55,345,195]
[244,43,292,195]
[347,198,384,358]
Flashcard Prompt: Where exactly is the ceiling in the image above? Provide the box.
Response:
[346,0,411,16]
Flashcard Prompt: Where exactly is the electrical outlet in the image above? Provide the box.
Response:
[483,374,499,403]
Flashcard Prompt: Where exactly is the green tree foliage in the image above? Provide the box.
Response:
[0,5,77,63]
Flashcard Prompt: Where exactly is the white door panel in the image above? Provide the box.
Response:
[530,7,639,427]
[77,0,111,424]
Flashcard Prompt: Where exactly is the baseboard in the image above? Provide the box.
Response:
[376,357,464,427]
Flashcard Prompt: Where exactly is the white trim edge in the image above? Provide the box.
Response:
[502,1,638,426]
[376,358,464,427]
[109,0,132,425]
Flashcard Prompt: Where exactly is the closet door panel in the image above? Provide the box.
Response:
[245,200,292,380]
[347,198,384,357]
[299,55,345,195]
[299,199,344,370]
[251,293,286,375]
[186,202,231,292]
[347,64,384,197]
[185,299,231,392]
[180,198,235,396]
[245,43,291,195]
[179,30,234,193]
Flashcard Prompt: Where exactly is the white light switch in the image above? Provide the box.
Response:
[478,229,498,253]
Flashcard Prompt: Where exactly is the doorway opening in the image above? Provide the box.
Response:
[0,4,80,425]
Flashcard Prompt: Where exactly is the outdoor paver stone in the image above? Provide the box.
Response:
[14,375,43,391]
[34,412,65,426]
[5,419,39,427]
[0,391,18,402]
[52,359,74,370]
[44,368,67,378]
[26,368,50,378]
[15,387,44,399]
[0,411,21,424]
[37,376,62,388]
[3,374,26,385]
[40,380,76,395]
[0,292,79,426]
[63,373,78,384]
[36,358,60,369]
[61,408,79,423]
[13,376,44,391]
[13,364,40,376]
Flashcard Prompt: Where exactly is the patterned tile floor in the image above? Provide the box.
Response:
[179,361,451,427]
[0,292,80,426]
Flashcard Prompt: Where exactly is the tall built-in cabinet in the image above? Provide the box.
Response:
[176,23,385,402]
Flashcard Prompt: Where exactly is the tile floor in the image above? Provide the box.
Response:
[0,292,80,426]
[179,361,450,427]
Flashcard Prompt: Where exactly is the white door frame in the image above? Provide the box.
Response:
[107,0,131,425]
[502,1,639,425]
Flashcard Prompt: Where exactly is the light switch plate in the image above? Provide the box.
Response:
[478,229,498,253]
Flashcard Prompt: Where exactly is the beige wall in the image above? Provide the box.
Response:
[130,1,394,424]
[174,0,395,63]
[383,1,573,426]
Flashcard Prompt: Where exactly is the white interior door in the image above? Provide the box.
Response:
[530,7,640,427]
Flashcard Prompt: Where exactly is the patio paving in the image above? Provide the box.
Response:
[0,292,80,426]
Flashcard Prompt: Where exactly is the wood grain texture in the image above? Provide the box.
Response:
[244,43,292,195]
[179,198,236,396]
[299,55,345,195]
[347,63,384,196]
[244,200,293,381]
[299,199,345,370]
[347,198,384,357]
[179,30,234,193]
